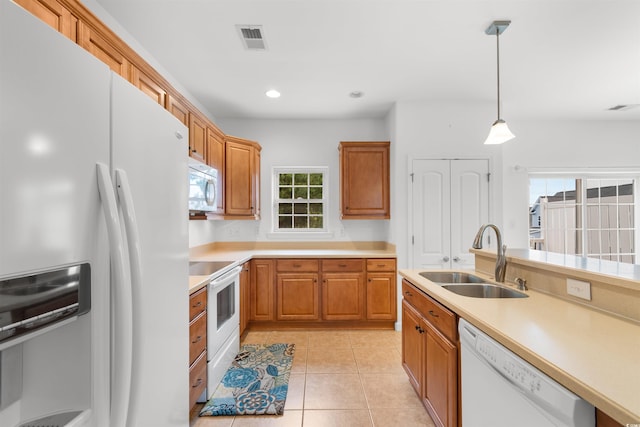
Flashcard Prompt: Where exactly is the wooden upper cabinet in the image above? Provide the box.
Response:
[131,66,166,107]
[166,94,189,126]
[339,141,390,219]
[79,21,131,80]
[188,113,207,163]
[225,136,260,218]
[207,126,225,213]
[15,0,78,41]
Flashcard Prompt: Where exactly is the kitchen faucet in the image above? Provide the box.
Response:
[472,224,507,283]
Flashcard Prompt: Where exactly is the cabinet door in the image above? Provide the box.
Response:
[366,272,396,320]
[131,66,166,107]
[207,127,225,213]
[276,273,319,320]
[166,94,189,126]
[79,21,130,80]
[250,259,274,321]
[340,141,390,219]
[322,272,365,320]
[188,113,207,163]
[253,145,261,219]
[225,138,254,216]
[402,300,423,395]
[239,262,250,335]
[423,321,458,427]
[14,0,77,41]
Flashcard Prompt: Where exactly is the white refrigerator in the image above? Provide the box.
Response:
[0,2,189,426]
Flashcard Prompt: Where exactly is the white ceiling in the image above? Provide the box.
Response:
[95,0,640,121]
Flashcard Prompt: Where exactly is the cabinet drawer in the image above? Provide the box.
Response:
[366,258,396,272]
[402,280,456,342]
[189,287,207,320]
[276,259,318,272]
[321,258,364,272]
[189,311,207,366]
[189,351,207,409]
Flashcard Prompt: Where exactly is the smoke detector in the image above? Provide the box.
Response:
[236,25,267,50]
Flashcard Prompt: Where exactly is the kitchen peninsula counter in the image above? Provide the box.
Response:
[400,267,640,426]
[188,241,396,293]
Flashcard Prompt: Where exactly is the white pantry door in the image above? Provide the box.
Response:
[411,159,489,269]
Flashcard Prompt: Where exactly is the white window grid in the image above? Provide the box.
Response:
[272,166,329,233]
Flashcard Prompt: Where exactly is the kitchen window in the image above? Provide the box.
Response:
[273,167,328,233]
[529,174,638,263]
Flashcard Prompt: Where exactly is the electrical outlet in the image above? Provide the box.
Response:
[566,278,591,300]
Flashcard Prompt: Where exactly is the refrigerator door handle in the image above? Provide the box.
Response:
[96,163,133,427]
[114,168,143,424]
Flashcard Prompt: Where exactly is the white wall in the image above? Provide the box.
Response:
[501,119,640,248]
[391,100,505,270]
[195,118,391,243]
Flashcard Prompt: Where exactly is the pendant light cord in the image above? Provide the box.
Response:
[496,30,501,120]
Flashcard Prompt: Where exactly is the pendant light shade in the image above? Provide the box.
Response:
[484,119,515,145]
[484,20,514,145]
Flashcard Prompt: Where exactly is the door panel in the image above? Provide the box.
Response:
[412,160,450,269]
[450,160,489,268]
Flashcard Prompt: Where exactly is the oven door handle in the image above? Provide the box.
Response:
[210,266,243,288]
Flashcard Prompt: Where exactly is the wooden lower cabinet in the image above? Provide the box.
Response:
[250,259,274,321]
[423,320,457,427]
[402,279,458,427]
[322,272,365,320]
[276,273,319,320]
[246,257,396,329]
[596,409,624,427]
[188,287,207,410]
[239,261,250,336]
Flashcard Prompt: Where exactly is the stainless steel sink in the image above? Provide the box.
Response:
[419,271,485,283]
[441,283,528,298]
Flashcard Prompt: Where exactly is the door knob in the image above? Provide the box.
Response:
[442,256,450,262]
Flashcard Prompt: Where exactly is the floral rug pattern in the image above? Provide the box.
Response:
[199,343,295,416]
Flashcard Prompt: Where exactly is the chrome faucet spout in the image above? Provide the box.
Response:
[472,224,507,282]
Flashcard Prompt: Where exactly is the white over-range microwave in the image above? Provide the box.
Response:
[188,159,218,213]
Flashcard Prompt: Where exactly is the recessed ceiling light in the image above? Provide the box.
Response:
[349,91,364,98]
[265,89,281,98]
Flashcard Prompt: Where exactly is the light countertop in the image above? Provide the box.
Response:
[188,241,396,293]
[400,269,640,425]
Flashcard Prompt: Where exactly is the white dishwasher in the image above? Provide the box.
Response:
[458,319,595,427]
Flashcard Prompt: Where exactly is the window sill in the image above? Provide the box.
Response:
[266,231,335,240]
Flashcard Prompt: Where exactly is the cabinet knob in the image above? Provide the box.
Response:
[415,325,420,331]
[442,256,450,262]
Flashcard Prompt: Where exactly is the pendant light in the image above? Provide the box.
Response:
[484,20,515,145]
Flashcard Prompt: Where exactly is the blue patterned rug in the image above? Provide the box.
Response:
[199,343,295,416]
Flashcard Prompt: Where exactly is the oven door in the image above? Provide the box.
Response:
[207,266,241,354]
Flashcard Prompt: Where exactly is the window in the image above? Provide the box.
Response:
[529,175,638,263]
[273,167,328,232]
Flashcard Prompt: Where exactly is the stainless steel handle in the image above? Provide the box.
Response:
[192,378,203,388]
[191,336,202,344]
[428,310,439,318]
[453,256,460,262]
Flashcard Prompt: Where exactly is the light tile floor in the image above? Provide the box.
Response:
[190,329,436,427]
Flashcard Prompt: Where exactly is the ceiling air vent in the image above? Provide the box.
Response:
[237,25,266,50]
[607,104,640,111]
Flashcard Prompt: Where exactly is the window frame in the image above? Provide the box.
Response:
[527,169,639,264]
[271,166,329,234]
